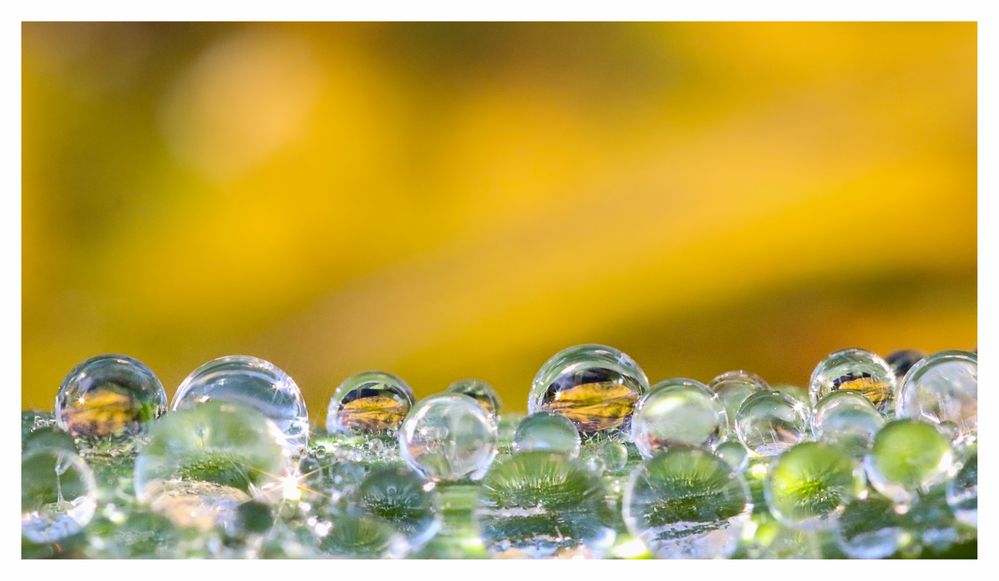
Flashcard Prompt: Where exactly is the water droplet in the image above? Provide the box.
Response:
[354,465,440,551]
[896,350,977,443]
[631,378,727,457]
[598,441,629,474]
[623,446,751,558]
[512,411,581,458]
[173,355,309,455]
[475,451,617,558]
[735,390,809,456]
[400,393,497,481]
[864,419,954,505]
[809,348,896,414]
[55,354,167,454]
[327,371,414,435]
[765,442,865,531]
[812,391,884,458]
[529,344,648,438]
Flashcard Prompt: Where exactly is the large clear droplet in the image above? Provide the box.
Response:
[173,355,308,455]
[863,419,953,505]
[811,390,885,458]
[631,378,727,458]
[735,390,809,457]
[896,350,977,444]
[399,393,497,481]
[765,442,865,531]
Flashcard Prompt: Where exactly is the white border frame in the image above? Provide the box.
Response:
[4,2,993,577]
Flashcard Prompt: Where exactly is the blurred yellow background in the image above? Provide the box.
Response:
[22,22,976,419]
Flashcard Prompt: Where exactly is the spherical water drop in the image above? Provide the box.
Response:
[623,446,751,558]
[631,378,727,458]
[447,378,502,417]
[512,411,581,457]
[327,371,414,435]
[399,393,497,481]
[735,390,809,456]
[809,348,896,414]
[474,451,616,558]
[765,442,865,531]
[134,401,288,530]
[354,465,440,550]
[529,344,648,438]
[21,448,97,543]
[55,354,166,452]
[864,419,954,505]
[896,350,977,443]
[811,390,885,458]
[173,355,308,455]
[709,370,767,430]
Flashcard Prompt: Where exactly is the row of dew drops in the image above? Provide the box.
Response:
[21,345,977,558]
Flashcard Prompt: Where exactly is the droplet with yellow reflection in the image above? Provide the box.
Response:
[529,344,649,438]
[55,354,167,453]
[809,348,897,415]
[327,371,415,435]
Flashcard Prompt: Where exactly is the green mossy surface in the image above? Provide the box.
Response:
[21,423,977,559]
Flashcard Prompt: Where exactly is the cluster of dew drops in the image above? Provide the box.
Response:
[21,345,977,559]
